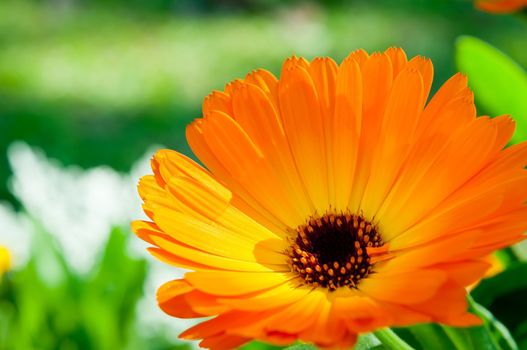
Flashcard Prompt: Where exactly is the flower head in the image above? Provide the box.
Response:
[475,0,527,13]
[0,246,11,275]
[134,48,527,349]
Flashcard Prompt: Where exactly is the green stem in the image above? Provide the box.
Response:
[467,294,518,350]
[441,326,471,350]
[373,328,415,350]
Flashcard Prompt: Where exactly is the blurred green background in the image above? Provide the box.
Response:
[0,0,526,349]
[1,0,526,204]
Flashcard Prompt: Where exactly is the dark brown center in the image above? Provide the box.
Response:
[288,211,383,291]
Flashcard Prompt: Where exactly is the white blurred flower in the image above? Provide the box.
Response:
[7,142,151,273]
[5,141,197,345]
[0,202,31,269]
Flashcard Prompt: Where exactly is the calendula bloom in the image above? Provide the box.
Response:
[475,0,527,13]
[0,246,10,275]
[133,47,527,349]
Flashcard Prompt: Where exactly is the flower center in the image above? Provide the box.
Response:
[288,211,383,291]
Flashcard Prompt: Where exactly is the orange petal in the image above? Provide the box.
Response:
[279,63,330,210]
[361,67,425,217]
[409,283,482,326]
[384,47,408,77]
[218,283,313,311]
[203,90,233,117]
[185,270,293,296]
[157,280,206,318]
[199,334,250,350]
[332,55,362,210]
[333,295,392,332]
[359,269,446,304]
[348,52,393,212]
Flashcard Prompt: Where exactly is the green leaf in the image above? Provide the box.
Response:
[241,341,285,350]
[282,344,317,350]
[471,262,527,347]
[374,329,415,350]
[0,224,154,350]
[455,36,527,144]
[441,325,500,350]
[515,321,527,350]
[81,226,147,350]
[433,295,519,350]
[469,296,518,350]
[355,333,386,350]
[270,334,388,350]
[511,241,527,261]
[408,324,456,350]
[472,263,527,307]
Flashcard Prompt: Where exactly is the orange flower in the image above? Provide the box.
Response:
[0,246,10,275]
[133,48,527,349]
[475,0,527,13]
